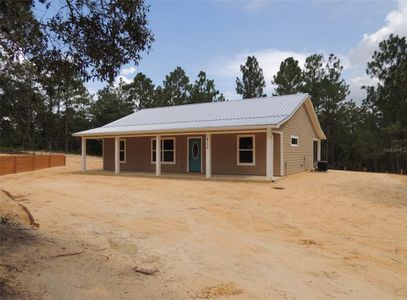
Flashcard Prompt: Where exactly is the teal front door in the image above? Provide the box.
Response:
[189,138,201,172]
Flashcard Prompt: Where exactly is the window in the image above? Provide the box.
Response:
[120,140,126,163]
[152,138,176,164]
[291,136,299,147]
[237,135,255,165]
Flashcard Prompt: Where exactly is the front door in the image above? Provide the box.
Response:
[189,138,201,172]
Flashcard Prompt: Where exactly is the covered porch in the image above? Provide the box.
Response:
[80,129,292,181]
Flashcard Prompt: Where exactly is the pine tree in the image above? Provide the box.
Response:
[272,57,303,95]
[161,67,191,106]
[236,56,266,99]
[190,71,222,103]
[122,73,157,110]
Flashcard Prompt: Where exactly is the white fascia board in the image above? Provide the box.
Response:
[72,124,279,138]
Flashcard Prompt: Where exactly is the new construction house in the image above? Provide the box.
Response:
[73,93,326,180]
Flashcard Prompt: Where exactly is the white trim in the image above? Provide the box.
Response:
[290,135,299,147]
[266,128,274,181]
[151,137,176,165]
[102,138,104,170]
[156,135,161,176]
[119,139,126,163]
[206,133,211,178]
[73,126,275,138]
[81,137,86,173]
[312,138,321,163]
[273,131,284,176]
[114,137,120,174]
[237,134,256,166]
[77,129,269,140]
[186,136,203,173]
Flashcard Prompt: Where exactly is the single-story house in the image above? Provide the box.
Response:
[73,93,326,180]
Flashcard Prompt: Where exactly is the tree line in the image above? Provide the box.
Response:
[0,1,405,173]
[234,35,406,174]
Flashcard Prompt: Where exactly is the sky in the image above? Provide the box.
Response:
[87,0,407,104]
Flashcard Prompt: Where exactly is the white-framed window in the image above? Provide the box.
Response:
[237,134,255,166]
[291,135,299,147]
[120,139,126,163]
[151,137,176,164]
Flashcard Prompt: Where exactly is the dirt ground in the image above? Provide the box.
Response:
[0,155,406,299]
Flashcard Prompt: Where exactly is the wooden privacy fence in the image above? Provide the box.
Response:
[0,155,65,176]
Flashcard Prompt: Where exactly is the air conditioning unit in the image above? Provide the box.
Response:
[317,161,328,172]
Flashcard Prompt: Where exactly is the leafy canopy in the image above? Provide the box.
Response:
[0,0,154,82]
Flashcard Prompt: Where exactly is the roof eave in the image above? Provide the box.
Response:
[72,124,280,138]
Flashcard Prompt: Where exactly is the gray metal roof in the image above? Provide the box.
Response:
[74,93,313,137]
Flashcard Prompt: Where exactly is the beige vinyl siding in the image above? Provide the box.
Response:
[103,135,206,173]
[211,132,266,176]
[280,104,319,175]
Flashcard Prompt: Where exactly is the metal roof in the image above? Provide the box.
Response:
[74,93,322,137]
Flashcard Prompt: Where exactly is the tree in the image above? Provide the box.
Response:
[0,0,154,82]
[122,73,157,110]
[302,54,349,167]
[363,34,407,173]
[236,56,266,99]
[90,82,135,128]
[161,67,191,106]
[190,71,223,103]
[272,57,303,95]
[302,54,326,112]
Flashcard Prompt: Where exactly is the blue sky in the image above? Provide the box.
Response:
[87,0,407,103]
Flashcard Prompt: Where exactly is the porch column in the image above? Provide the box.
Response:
[266,128,274,181]
[206,133,212,178]
[81,137,86,173]
[317,140,321,161]
[156,135,161,176]
[114,136,120,174]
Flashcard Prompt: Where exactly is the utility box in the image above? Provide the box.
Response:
[317,161,328,172]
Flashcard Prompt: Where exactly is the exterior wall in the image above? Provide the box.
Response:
[103,132,267,176]
[103,135,206,173]
[280,104,319,175]
[211,132,266,176]
[101,113,319,177]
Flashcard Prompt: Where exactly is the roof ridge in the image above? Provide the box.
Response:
[104,114,290,128]
[132,93,309,113]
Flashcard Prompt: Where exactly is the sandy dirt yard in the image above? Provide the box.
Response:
[0,155,406,299]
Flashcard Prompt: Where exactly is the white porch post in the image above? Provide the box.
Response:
[280,132,284,176]
[114,137,120,174]
[81,137,86,173]
[156,135,161,176]
[206,133,212,178]
[317,140,321,161]
[266,128,274,181]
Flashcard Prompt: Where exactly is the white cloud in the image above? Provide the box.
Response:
[114,75,132,86]
[212,48,309,83]
[347,74,379,103]
[349,0,407,65]
[211,1,407,103]
[121,66,137,75]
[244,0,270,12]
[210,48,309,99]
